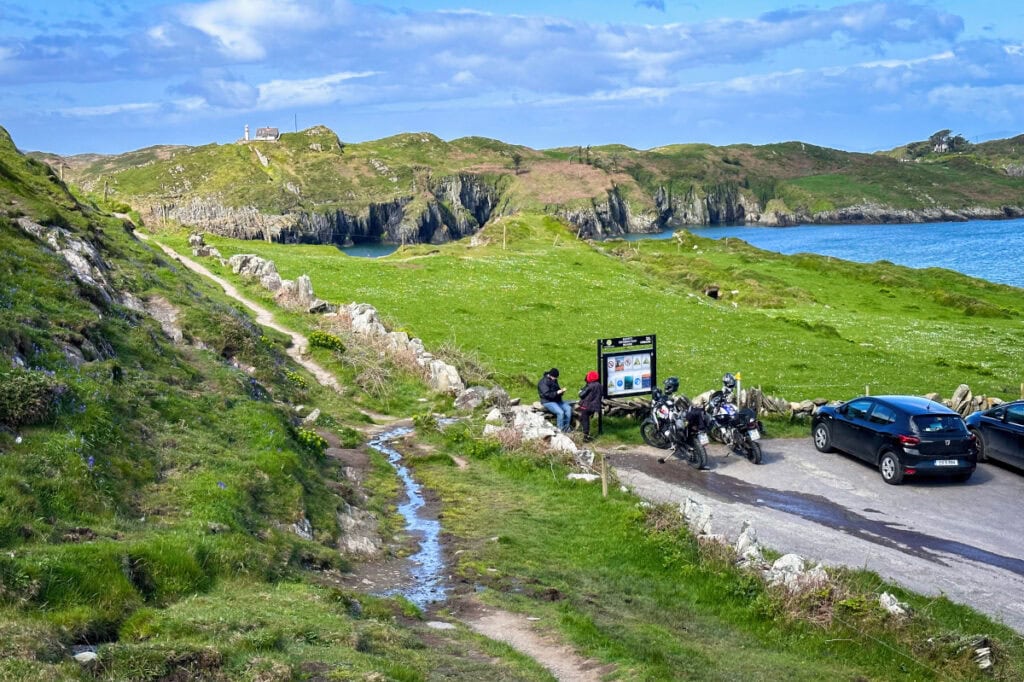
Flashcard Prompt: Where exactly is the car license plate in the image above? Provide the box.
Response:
[749,429,760,440]
[935,459,958,466]
[698,433,709,445]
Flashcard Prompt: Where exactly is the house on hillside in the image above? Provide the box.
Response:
[254,127,280,142]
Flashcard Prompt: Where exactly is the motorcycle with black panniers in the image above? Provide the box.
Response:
[639,377,709,469]
[705,372,764,464]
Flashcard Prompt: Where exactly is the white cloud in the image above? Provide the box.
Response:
[256,70,377,109]
[147,24,174,48]
[60,102,161,117]
[858,51,955,69]
[928,83,1024,117]
[60,98,208,118]
[175,0,349,60]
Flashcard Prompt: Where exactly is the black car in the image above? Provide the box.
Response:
[965,400,1024,468]
[811,395,976,485]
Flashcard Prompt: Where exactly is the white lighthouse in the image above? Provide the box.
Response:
[244,124,249,142]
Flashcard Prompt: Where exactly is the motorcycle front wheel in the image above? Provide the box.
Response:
[640,418,671,449]
[708,424,727,444]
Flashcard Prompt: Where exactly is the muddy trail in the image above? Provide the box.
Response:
[139,233,605,681]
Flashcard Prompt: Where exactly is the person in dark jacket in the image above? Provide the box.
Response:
[577,370,603,442]
[538,368,572,432]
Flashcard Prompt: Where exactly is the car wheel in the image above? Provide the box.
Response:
[812,422,834,453]
[970,429,987,462]
[879,451,904,485]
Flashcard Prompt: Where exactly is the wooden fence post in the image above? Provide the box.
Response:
[600,453,608,498]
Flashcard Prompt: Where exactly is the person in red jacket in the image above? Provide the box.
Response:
[577,370,603,442]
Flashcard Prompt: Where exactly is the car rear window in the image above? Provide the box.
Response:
[911,414,967,435]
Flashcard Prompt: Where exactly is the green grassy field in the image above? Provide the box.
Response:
[158,214,1024,406]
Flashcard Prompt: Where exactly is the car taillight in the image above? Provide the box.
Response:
[898,434,920,446]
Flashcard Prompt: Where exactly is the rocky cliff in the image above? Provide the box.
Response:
[146,173,499,246]
[563,183,758,239]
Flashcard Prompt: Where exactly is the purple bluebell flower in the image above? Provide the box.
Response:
[87,456,94,470]
[217,481,226,490]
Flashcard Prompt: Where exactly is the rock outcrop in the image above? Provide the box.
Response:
[146,174,500,247]
[227,253,333,314]
[15,217,118,305]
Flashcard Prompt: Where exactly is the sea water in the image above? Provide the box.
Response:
[625,219,1024,288]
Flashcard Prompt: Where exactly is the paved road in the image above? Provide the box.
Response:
[609,438,1024,635]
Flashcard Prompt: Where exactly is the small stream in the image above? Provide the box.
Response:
[367,426,447,609]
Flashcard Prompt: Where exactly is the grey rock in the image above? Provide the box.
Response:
[454,386,487,411]
[291,516,314,541]
[879,591,909,616]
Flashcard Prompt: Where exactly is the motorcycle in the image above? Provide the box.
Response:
[705,377,763,464]
[639,376,680,449]
[657,394,709,469]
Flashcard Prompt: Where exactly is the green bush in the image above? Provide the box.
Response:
[284,369,308,388]
[308,330,346,352]
[294,427,327,457]
[0,368,66,428]
[412,412,439,433]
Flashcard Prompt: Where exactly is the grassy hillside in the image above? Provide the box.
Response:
[49,127,1024,228]
[7,119,1024,680]
[2,126,536,680]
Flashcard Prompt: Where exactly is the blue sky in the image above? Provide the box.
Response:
[1,1,1022,155]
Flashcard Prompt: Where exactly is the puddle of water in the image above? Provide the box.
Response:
[367,427,447,609]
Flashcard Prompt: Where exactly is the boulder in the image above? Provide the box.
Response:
[951,384,972,414]
[547,433,577,453]
[427,359,465,395]
[682,498,713,535]
[308,298,333,314]
[455,386,488,411]
[734,520,764,567]
[261,272,283,292]
[765,554,829,592]
[879,591,909,616]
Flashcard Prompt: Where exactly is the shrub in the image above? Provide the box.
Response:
[308,331,345,352]
[0,368,66,428]
[412,412,439,433]
[284,369,307,388]
[293,427,327,457]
